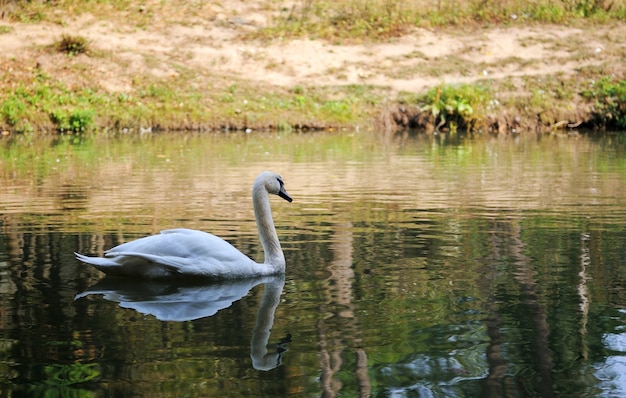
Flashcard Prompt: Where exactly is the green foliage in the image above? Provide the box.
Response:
[1,96,27,127]
[0,72,100,132]
[320,99,353,121]
[419,83,491,131]
[581,77,626,128]
[51,109,95,132]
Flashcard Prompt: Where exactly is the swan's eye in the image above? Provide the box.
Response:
[277,177,284,187]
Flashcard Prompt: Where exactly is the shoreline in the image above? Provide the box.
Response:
[1,3,625,135]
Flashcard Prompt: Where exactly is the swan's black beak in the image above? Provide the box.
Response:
[276,176,293,202]
[279,187,293,203]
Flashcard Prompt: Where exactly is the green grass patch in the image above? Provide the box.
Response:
[206,83,379,129]
[0,71,102,133]
[0,63,380,133]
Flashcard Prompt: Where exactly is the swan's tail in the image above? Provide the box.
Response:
[75,252,128,276]
[75,251,178,278]
[75,252,119,267]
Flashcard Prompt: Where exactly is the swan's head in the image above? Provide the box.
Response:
[255,171,293,203]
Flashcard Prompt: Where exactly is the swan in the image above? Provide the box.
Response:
[75,171,293,279]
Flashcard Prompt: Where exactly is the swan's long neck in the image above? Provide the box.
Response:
[253,185,285,271]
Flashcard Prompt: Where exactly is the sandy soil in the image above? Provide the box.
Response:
[1,1,625,130]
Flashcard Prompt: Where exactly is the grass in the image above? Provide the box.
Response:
[0,68,104,133]
[391,71,626,132]
[0,0,625,133]
[2,52,623,134]
[250,0,626,42]
[6,0,625,41]
[0,58,381,133]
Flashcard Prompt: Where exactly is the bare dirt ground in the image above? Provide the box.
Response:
[1,1,625,131]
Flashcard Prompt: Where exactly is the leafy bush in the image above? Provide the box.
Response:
[582,77,626,128]
[50,108,95,132]
[419,83,491,131]
[1,96,26,127]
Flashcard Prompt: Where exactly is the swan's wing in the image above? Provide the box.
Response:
[101,229,258,278]
[105,229,239,259]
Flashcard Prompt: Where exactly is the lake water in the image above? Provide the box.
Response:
[1,130,626,397]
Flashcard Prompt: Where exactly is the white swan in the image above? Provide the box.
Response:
[75,171,293,279]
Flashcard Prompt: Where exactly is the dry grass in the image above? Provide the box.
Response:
[0,0,625,133]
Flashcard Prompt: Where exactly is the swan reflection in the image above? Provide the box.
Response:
[76,275,289,370]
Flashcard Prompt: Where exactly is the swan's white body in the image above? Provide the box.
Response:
[75,171,292,279]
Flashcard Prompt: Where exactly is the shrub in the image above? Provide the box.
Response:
[50,108,95,132]
[419,83,491,131]
[582,77,626,128]
[57,34,90,56]
[1,97,26,127]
